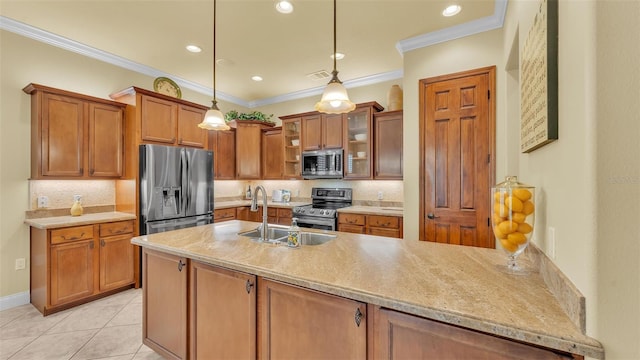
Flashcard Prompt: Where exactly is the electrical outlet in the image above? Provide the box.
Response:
[377,191,384,200]
[547,227,556,259]
[37,196,49,208]
[15,258,25,270]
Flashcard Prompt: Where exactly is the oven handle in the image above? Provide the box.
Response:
[296,217,335,226]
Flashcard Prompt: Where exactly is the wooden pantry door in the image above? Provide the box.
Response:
[419,66,495,248]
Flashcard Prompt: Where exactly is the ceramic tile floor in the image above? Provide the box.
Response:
[0,288,164,360]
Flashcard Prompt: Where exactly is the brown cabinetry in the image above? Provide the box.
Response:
[372,306,575,359]
[258,278,367,359]
[344,102,384,179]
[24,83,126,179]
[230,120,274,179]
[209,129,236,179]
[301,114,343,151]
[281,118,302,178]
[338,213,403,239]
[213,207,237,222]
[190,262,256,359]
[236,206,263,222]
[109,86,209,149]
[266,207,293,225]
[142,248,188,360]
[30,220,135,315]
[373,110,403,179]
[262,127,283,179]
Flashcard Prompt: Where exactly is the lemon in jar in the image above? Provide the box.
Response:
[508,232,527,245]
[498,220,518,234]
[511,212,527,224]
[513,188,532,202]
[517,222,533,234]
[500,238,518,253]
[505,196,523,212]
[522,200,535,215]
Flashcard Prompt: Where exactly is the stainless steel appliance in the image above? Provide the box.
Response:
[139,144,213,235]
[301,149,343,179]
[292,187,352,231]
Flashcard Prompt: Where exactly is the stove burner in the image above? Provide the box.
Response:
[293,188,352,229]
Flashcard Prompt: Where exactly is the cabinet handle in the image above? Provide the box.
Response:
[354,308,363,327]
[178,259,185,272]
[62,233,84,241]
[89,241,94,249]
[100,239,105,247]
[245,279,254,294]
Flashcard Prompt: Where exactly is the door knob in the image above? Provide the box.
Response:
[427,213,438,219]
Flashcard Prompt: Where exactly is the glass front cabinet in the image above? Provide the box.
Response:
[282,118,302,179]
[344,102,383,179]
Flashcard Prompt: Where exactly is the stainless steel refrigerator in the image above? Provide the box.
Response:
[139,144,213,235]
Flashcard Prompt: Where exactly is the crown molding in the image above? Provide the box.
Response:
[396,0,507,54]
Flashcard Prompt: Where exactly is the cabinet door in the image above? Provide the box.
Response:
[40,93,84,177]
[140,95,177,144]
[88,102,124,177]
[302,115,322,150]
[262,128,283,179]
[211,129,236,179]
[345,107,373,179]
[99,233,134,291]
[322,114,344,149]
[190,262,256,359]
[143,249,188,360]
[177,104,207,148]
[373,307,573,359]
[282,119,302,178]
[50,239,95,306]
[338,223,366,234]
[374,110,403,179]
[235,123,262,179]
[259,278,367,359]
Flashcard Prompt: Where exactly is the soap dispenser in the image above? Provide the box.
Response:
[70,195,83,216]
[287,218,301,248]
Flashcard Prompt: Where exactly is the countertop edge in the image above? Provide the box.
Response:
[24,212,137,229]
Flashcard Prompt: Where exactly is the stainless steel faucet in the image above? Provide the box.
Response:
[250,185,269,242]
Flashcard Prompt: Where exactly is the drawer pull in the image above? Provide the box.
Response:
[100,239,105,247]
[62,232,84,241]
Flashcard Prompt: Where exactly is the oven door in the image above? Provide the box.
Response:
[296,216,336,231]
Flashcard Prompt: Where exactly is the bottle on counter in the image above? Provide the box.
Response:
[70,195,83,216]
[246,185,252,199]
[287,218,301,248]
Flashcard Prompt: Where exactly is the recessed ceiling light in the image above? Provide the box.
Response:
[186,45,202,53]
[216,58,234,66]
[330,52,345,60]
[442,4,461,17]
[275,1,293,14]
[251,75,263,82]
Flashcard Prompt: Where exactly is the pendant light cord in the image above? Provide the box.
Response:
[332,0,337,73]
[213,0,217,103]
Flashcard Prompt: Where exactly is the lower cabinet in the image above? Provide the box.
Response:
[236,206,263,222]
[371,306,576,359]
[190,261,256,359]
[30,220,135,315]
[258,278,367,360]
[142,249,188,360]
[266,207,293,225]
[213,207,237,222]
[338,213,403,238]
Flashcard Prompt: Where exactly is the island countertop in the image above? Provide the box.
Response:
[131,220,603,359]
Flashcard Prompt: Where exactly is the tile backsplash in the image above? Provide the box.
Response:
[29,180,115,210]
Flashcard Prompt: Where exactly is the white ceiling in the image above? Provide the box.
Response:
[0,0,505,107]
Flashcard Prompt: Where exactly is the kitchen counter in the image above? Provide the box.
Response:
[131,220,603,359]
[338,205,403,217]
[24,211,136,229]
[214,200,310,209]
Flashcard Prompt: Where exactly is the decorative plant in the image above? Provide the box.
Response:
[224,110,274,123]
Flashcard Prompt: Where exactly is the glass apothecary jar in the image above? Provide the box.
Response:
[491,176,535,273]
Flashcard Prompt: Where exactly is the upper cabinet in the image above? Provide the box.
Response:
[209,129,236,180]
[281,118,302,179]
[344,102,384,179]
[109,86,208,149]
[373,110,403,179]
[230,120,274,180]
[301,114,343,151]
[24,83,126,179]
[262,127,283,179]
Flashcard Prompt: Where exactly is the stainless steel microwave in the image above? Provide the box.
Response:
[301,149,343,179]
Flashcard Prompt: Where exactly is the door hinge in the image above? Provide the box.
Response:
[487,90,490,99]
[488,218,491,227]
[487,154,491,163]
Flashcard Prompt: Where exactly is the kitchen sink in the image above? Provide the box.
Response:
[237,225,336,246]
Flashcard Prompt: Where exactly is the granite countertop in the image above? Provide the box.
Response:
[214,200,310,209]
[25,211,137,229]
[131,220,603,359]
[338,205,404,217]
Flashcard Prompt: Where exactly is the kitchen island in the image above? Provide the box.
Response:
[132,220,603,359]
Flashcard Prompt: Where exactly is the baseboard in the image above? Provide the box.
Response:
[0,291,30,311]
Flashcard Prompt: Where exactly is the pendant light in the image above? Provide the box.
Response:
[314,0,355,114]
[198,0,230,131]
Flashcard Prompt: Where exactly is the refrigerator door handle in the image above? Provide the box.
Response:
[180,148,189,216]
[146,215,213,233]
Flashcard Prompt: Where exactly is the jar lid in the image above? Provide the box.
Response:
[494,175,534,189]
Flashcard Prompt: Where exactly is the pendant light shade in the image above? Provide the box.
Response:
[315,0,355,114]
[198,0,230,131]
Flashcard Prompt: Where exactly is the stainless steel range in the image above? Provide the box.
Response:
[293,188,352,231]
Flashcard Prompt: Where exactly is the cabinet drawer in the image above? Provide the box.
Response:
[214,208,236,220]
[267,208,277,217]
[368,227,401,238]
[99,220,134,237]
[51,225,94,244]
[338,213,365,226]
[338,224,366,234]
[277,208,292,218]
[367,215,399,229]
